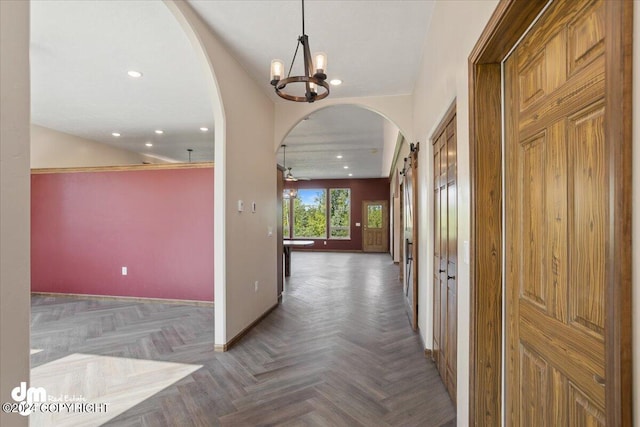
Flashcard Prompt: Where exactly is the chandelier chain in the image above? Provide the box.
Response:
[301,0,305,36]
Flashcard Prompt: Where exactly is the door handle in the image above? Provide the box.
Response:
[447,275,456,280]
[439,269,445,273]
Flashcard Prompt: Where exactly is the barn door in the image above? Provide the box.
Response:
[402,144,419,330]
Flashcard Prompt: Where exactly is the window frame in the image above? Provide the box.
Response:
[282,190,291,238]
[292,188,327,239]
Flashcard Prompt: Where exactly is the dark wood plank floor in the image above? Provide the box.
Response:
[31,252,455,426]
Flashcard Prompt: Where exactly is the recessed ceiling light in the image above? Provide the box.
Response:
[154,130,164,134]
[336,155,343,159]
[348,173,353,177]
[127,70,143,78]
[145,142,153,147]
[330,79,342,86]
[200,127,209,132]
[343,166,349,169]
[111,132,121,137]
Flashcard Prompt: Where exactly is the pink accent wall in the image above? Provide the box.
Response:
[31,167,214,301]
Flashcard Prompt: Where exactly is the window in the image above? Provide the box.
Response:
[282,191,291,238]
[367,204,383,228]
[329,188,351,239]
[293,189,326,239]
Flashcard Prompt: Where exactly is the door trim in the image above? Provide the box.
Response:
[468,0,633,425]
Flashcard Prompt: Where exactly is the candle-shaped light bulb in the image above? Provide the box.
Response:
[270,59,284,83]
[314,52,327,77]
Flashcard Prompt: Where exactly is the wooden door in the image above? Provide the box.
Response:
[362,200,388,252]
[276,166,284,299]
[433,104,457,404]
[505,0,610,423]
[399,183,404,282]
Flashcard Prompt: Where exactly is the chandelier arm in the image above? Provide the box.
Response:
[301,35,313,97]
[286,40,300,79]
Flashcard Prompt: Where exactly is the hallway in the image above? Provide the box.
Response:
[30,252,455,426]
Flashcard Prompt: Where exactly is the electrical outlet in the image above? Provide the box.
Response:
[254,281,259,292]
[122,266,128,276]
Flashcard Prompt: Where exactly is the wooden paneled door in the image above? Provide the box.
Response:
[276,166,284,300]
[469,0,631,424]
[362,200,388,253]
[505,0,616,424]
[432,103,457,404]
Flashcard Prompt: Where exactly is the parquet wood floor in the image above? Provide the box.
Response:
[30,252,455,426]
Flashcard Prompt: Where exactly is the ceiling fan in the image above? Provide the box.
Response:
[281,145,310,181]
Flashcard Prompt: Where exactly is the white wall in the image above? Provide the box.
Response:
[166,1,277,344]
[410,1,499,425]
[31,124,168,168]
[381,119,400,176]
[0,1,30,426]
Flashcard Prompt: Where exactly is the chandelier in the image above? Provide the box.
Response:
[269,0,329,103]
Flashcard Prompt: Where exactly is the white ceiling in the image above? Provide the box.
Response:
[278,105,385,179]
[30,0,434,175]
[30,0,215,163]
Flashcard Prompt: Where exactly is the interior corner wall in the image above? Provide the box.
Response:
[31,167,214,302]
[30,124,165,168]
[381,119,400,175]
[0,1,30,426]
[410,1,499,425]
[166,1,277,343]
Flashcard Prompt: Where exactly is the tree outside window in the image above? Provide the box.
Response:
[367,204,383,228]
[329,188,350,239]
[282,191,291,238]
[293,189,326,238]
